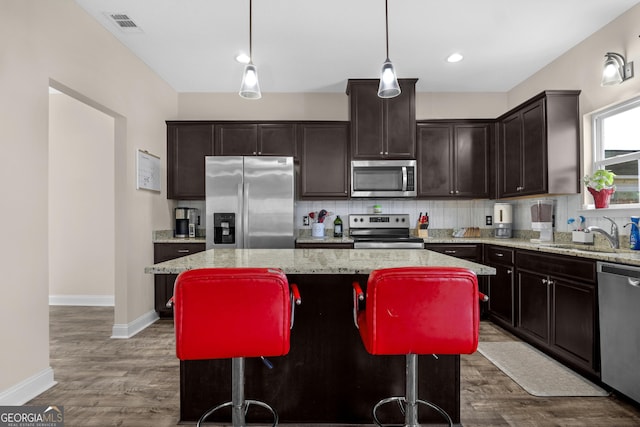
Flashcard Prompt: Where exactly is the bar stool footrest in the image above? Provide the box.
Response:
[196,399,279,427]
[372,396,453,427]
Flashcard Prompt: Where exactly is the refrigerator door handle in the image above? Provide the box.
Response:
[237,182,244,248]
[243,182,250,248]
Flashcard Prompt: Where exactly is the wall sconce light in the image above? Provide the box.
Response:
[239,0,261,99]
[601,52,634,86]
[377,0,401,98]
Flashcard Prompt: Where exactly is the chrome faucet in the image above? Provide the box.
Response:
[586,216,619,249]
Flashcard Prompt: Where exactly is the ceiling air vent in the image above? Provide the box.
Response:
[105,12,143,33]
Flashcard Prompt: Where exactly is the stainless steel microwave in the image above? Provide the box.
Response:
[351,160,417,198]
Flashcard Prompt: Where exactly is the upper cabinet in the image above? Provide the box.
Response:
[167,122,215,200]
[417,121,492,198]
[215,123,297,158]
[346,79,417,159]
[298,122,350,199]
[497,91,580,198]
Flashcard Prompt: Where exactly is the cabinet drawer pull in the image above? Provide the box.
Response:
[177,249,190,253]
[495,253,504,257]
[444,250,456,254]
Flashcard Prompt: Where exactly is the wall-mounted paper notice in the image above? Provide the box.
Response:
[136,149,161,192]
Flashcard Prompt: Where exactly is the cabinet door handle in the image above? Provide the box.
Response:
[507,269,512,275]
[450,190,454,194]
[495,253,504,257]
[177,249,190,253]
[455,190,460,194]
[380,151,384,155]
[542,278,548,284]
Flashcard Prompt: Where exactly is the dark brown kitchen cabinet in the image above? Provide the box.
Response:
[515,250,598,377]
[497,90,580,198]
[295,242,354,249]
[167,122,215,200]
[484,245,515,328]
[298,122,349,199]
[417,121,491,198]
[215,123,297,158]
[346,79,417,159]
[153,242,206,318]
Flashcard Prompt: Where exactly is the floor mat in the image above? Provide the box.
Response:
[477,341,608,397]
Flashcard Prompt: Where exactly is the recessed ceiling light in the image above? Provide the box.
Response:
[446,53,464,63]
[236,53,250,64]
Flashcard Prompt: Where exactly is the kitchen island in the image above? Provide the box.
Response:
[146,248,495,425]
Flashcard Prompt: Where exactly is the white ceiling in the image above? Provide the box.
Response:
[75,0,640,94]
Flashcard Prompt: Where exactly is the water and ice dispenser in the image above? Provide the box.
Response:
[213,213,236,244]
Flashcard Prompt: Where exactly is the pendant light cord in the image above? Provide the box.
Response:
[249,0,253,62]
[385,0,389,59]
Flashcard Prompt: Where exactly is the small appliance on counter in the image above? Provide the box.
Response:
[531,200,554,242]
[174,207,199,238]
[493,203,512,238]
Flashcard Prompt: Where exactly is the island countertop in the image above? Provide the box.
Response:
[145,248,496,276]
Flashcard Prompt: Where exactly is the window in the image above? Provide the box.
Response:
[592,96,640,206]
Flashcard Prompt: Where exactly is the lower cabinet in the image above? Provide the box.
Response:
[153,242,206,318]
[295,242,354,249]
[484,245,515,328]
[516,250,598,377]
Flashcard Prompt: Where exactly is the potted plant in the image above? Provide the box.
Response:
[584,169,616,208]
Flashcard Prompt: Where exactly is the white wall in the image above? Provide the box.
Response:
[48,91,115,304]
[0,0,177,403]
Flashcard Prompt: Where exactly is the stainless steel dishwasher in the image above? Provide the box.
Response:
[597,261,640,403]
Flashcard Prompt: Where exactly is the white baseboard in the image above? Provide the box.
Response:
[0,367,56,405]
[49,294,115,306]
[111,309,159,339]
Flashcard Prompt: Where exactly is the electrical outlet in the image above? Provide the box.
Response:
[303,215,309,226]
[486,216,493,226]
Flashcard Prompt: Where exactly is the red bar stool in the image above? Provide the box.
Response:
[352,267,485,427]
[172,268,301,427]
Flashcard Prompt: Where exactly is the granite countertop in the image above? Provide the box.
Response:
[145,248,496,276]
[152,229,640,266]
[420,236,640,266]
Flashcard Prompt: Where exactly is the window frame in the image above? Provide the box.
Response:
[589,95,640,210]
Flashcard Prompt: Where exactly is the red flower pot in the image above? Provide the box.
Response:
[588,187,615,209]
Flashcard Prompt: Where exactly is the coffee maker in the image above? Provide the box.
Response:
[175,207,199,238]
[494,203,512,238]
[531,200,554,242]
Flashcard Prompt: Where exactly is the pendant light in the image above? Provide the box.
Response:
[239,0,261,99]
[377,0,401,98]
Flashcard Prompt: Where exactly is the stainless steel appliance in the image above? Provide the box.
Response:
[597,262,640,403]
[205,156,295,249]
[493,203,512,238]
[175,207,200,238]
[351,160,417,198]
[349,214,424,249]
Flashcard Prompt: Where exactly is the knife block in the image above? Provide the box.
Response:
[416,223,429,238]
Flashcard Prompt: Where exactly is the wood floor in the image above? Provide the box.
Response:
[28,306,640,426]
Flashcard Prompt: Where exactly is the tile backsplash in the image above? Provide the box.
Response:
[174,194,634,237]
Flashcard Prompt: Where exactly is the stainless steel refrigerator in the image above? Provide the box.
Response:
[205,156,295,249]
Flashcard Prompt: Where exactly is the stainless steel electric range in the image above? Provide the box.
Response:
[349,214,424,249]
